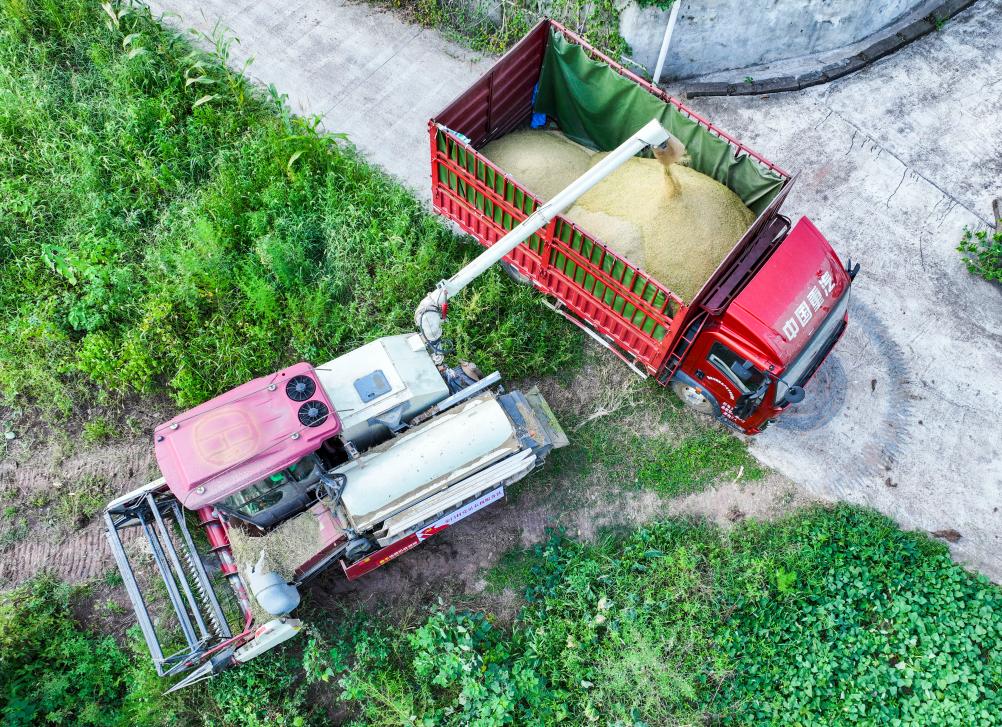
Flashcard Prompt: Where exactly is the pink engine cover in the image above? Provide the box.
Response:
[154,362,341,510]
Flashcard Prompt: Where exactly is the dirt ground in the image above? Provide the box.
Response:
[0,341,812,630]
[0,398,170,588]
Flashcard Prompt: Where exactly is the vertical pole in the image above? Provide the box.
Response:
[653,0,682,87]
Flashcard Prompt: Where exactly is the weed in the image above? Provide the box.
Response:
[0,574,132,725]
[82,417,116,444]
[482,546,535,594]
[957,225,1002,283]
[28,493,49,508]
[0,516,27,552]
[547,382,762,499]
[53,474,112,529]
[102,599,127,616]
[0,0,579,417]
[371,0,674,59]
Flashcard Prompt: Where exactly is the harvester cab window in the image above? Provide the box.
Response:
[223,472,291,516]
[708,343,766,395]
[218,457,323,528]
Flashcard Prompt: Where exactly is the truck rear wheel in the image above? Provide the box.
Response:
[671,379,717,416]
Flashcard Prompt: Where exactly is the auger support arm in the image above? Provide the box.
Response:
[416,119,674,360]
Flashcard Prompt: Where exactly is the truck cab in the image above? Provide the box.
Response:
[672,217,853,433]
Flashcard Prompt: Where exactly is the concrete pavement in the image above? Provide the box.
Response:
[147,0,1002,579]
[691,0,1002,579]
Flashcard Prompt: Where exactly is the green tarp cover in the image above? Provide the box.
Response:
[533,30,785,216]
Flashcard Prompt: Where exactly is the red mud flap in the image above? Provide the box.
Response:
[342,487,505,580]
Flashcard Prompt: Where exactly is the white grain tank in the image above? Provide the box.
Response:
[315,333,450,450]
[334,393,523,531]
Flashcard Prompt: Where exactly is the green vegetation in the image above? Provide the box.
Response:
[0,575,133,725]
[82,416,117,443]
[0,508,27,551]
[0,0,578,416]
[324,506,1001,725]
[53,473,113,529]
[373,0,674,59]
[957,224,1002,283]
[6,506,998,725]
[551,383,763,498]
[2,3,1000,727]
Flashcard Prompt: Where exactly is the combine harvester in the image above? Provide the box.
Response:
[429,20,858,433]
[106,119,680,691]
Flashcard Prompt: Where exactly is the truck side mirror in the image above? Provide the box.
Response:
[785,386,806,404]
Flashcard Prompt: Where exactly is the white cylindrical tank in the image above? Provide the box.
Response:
[337,394,520,530]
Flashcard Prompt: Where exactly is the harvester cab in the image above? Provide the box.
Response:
[105,119,676,691]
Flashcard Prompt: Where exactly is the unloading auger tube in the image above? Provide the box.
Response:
[415,119,674,360]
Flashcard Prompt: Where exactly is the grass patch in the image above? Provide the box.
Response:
[82,416,117,444]
[53,473,113,529]
[482,546,535,595]
[371,0,674,59]
[0,0,579,417]
[0,510,27,552]
[540,381,763,500]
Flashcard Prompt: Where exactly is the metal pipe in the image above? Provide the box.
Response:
[653,0,682,87]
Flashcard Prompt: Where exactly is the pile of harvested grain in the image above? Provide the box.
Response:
[227,509,323,583]
[481,129,755,302]
[480,129,593,200]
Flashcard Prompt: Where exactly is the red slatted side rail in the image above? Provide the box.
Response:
[429,123,685,372]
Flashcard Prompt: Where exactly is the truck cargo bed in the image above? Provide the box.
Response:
[429,20,794,380]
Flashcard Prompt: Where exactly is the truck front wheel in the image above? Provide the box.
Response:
[671,380,718,416]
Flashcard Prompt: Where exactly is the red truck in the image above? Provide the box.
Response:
[429,20,858,434]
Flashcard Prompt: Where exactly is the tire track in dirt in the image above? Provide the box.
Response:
[1,433,160,588]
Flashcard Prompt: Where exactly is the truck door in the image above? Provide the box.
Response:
[702,342,769,423]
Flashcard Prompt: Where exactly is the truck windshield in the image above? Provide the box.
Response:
[775,291,850,405]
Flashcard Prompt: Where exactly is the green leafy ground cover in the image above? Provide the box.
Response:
[372,0,673,59]
[957,225,1002,283]
[3,506,999,725]
[0,0,578,415]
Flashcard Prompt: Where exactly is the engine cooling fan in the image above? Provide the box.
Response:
[298,400,329,427]
[286,374,316,402]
